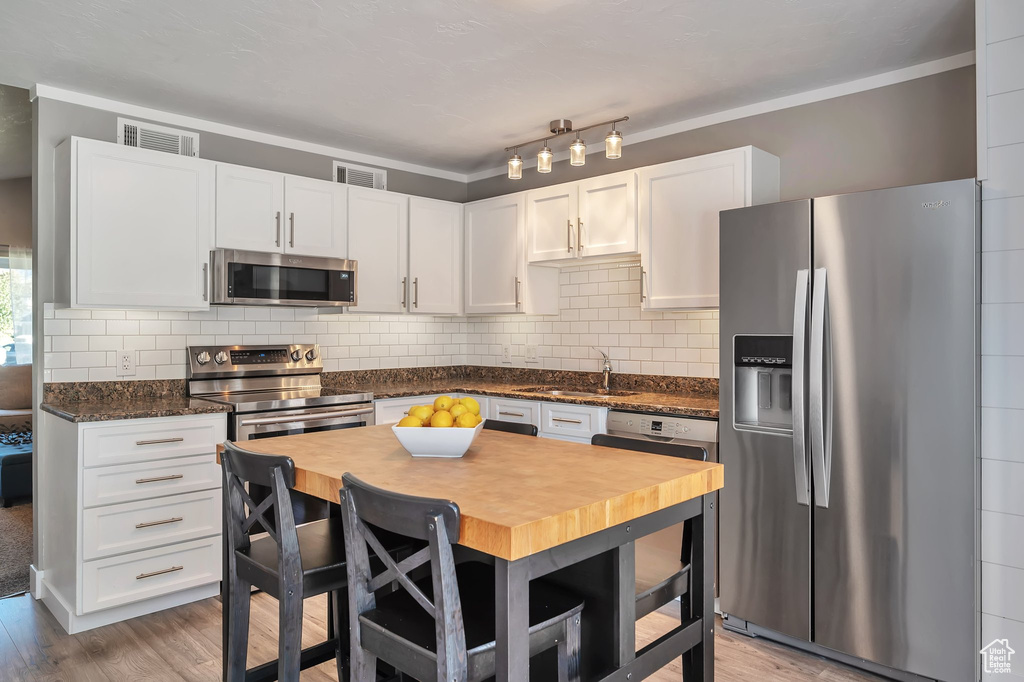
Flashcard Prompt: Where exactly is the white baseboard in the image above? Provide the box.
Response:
[29,565,43,600]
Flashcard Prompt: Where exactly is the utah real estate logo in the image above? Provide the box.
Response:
[980,639,1015,675]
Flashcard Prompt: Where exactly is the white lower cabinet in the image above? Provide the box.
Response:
[40,412,227,634]
[488,397,541,427]
[539,403,608,443]
[374,395,445,425]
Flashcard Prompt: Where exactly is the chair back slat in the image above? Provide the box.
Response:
[591,433,707,461]
[341,472,460,544]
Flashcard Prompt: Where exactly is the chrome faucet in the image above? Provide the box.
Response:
[593,347,613,391]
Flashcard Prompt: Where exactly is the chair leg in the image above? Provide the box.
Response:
[350,638,377,682]
[557,614,582,682]
[1,498,11,508]
[225,576,252,682]
[278,590,304,682]
[331,589,350,681]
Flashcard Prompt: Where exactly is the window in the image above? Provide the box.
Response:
[0,245,32,366]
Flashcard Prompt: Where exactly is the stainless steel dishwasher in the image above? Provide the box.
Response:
[605,411,720,598]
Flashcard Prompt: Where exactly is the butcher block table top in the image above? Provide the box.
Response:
[231,424,724,561]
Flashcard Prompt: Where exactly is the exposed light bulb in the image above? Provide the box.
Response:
[507,152,523,180]
[537,144,553,173]
[605,129,622,159]
[569,135,586,167]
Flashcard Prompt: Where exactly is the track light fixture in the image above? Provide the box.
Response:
[504,116,628,179]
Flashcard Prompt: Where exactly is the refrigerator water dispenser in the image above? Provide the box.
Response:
[733,335,793,433]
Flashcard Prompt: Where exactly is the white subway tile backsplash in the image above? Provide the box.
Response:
[988,0,1024,44]
[982,562,1024,622]
[983,459,1024,516]
[983,408,1024,464]
[983,198,1024,252]
[983,356,1024,409]
[988,37,1024,96]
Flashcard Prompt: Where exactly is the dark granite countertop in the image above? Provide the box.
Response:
[41,396,232,423]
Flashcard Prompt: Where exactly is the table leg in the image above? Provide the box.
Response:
[613,542,636,669]
[495,558,530,682]
[683,493,715,681]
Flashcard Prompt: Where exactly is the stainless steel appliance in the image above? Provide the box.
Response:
[718,179,978,682]
[210,249,357,307]
[606,411,719,597]
[187,343,373,523]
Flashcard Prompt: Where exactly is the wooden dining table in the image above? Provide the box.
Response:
[225,424,724,681]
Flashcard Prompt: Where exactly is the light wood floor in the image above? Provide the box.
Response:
[0,591,884,681]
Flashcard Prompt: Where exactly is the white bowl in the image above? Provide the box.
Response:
[391,419,486,458]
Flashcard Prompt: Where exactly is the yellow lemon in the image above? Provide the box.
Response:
[460,397,481,416]
[397,415,423,427]
[430,410,454,428]
[475,414,484,425]
[449,404,469,419]
[409,405,434,423]
[433,395,456,412]
[456,413,478,429]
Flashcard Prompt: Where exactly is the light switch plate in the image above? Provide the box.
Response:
[525,345,538,362]
[116,350,136,376]
[501,344,512,363]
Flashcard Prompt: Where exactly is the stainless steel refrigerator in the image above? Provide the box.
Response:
[718,179,978,682]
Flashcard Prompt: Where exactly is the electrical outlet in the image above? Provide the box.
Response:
[501,344,512,363]
[525,344,538,362]
[116,350,136,376]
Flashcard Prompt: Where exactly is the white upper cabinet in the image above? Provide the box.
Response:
[283,175,347,258]
[576,170,638,258]
[527,183,578,262]
[408,197,462,314]
[56,137,214,310]
[527,170,638,263]
[215,165,346,258]
[465,194,526,314]
[638,146,779,310]
[347,186,409,314]
[214,165,285,253]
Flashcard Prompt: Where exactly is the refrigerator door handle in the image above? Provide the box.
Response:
[792,269,811,506]
[810,267,833,508]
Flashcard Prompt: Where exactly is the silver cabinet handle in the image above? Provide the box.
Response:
[809,267,832,509]
[135,474,184,485]
[552,417,583,424]
[135,516,183,529]
[289,212,295,247]
[239,406,374,427]
[514,277,522,309]
[577,217,583,250]
[791,269,811,506]
[413,277,419,309]
[136,565,183,580]
[401,277,407,307]
[202,263,208,302]
[136,437,184,446]
[567,219,573,253]
[640,267,646,304]
[275,211,282,247]
[498,411,525,418]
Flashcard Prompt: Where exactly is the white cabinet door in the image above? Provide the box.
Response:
[71,138,213,310]
[639,149,748,309]
[577,170,638,258]
[283,176,347,258]
[527,183,578,263]
[464,194,526,314]
[539,403,607,443]
[408,197,462,314]
[215,164,284,252]
[348,186,409,313]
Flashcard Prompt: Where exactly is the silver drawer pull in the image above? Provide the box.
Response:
[135,516,183,529]
[135,474,184,485]
[498,411,525,418]
[136,565,183,580]
[135,437,184,446]
[552,417,583,424]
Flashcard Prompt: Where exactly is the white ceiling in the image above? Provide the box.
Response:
[0,84,31,180]
[0,0,973,176]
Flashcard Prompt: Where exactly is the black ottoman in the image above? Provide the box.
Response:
[0,442,32,507]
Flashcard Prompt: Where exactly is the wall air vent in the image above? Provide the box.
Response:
[117,118,200,157]
[334,161,387,190]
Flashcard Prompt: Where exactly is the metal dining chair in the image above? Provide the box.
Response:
[590,434,709,674]
[339,472,585,682]
[221,442,412,682]
[482,419,539,436]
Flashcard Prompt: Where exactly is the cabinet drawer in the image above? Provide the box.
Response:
[83,489,222,561]
[540,403,607,441]
[488,398,540,426]
[83,416,226,468]
[81,536,221,614]
[83,454,221,508]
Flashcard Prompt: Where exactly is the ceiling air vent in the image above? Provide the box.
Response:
[117,118,200,157]
[334,161,387,190]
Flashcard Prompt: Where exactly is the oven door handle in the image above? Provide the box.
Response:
[238,407,374,427]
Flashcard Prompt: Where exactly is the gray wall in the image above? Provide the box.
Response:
[467,66,977,202]
[0,176,31,248]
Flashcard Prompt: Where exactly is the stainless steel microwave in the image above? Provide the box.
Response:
[210,249,357,307]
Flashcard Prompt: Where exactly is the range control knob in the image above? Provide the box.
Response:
[196,351,211,365]
[306,348,319,361]
[290,349,304,362]
[214,351,228,365]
